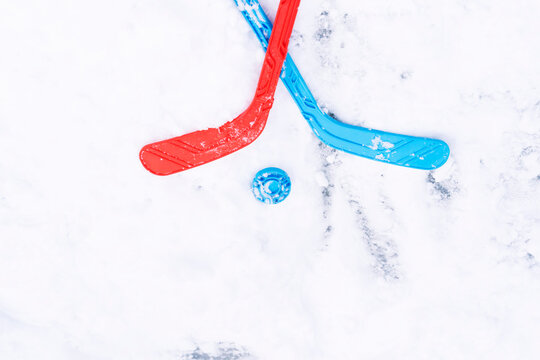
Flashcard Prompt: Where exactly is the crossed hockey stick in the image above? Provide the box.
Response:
[235,0,450,170]
[140,0,449,176]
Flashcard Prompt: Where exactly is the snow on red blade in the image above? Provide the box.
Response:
[140,0,302,176]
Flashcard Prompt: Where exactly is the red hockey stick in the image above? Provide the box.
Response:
[140,0,301,175]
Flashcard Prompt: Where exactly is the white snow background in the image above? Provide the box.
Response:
[1,0,540,359]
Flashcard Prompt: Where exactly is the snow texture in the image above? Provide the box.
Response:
[1,0,540,359]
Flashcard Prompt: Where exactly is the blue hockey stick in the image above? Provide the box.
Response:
[234,0,450,169]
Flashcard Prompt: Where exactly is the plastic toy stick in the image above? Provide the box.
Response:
[140,0,301,176]
[235,0,450,170]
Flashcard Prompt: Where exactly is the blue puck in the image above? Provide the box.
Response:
[252,167,291,204]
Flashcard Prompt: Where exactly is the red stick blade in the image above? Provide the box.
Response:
[140,108,268,175]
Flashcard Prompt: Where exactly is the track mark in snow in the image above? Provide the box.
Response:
[525,252,538,269]
[347,196,400,280]
[315,11,333,42]
[492,143,540,267]
[318,144,339,247]
[427,172,459,200]
[290,31,304,49]
[314,9,339,69]
[400,71,413,80]
[182,344,253,360]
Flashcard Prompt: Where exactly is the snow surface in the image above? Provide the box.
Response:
[1,0,540,359]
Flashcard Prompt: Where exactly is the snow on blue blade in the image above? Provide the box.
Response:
[234,0,450,170]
